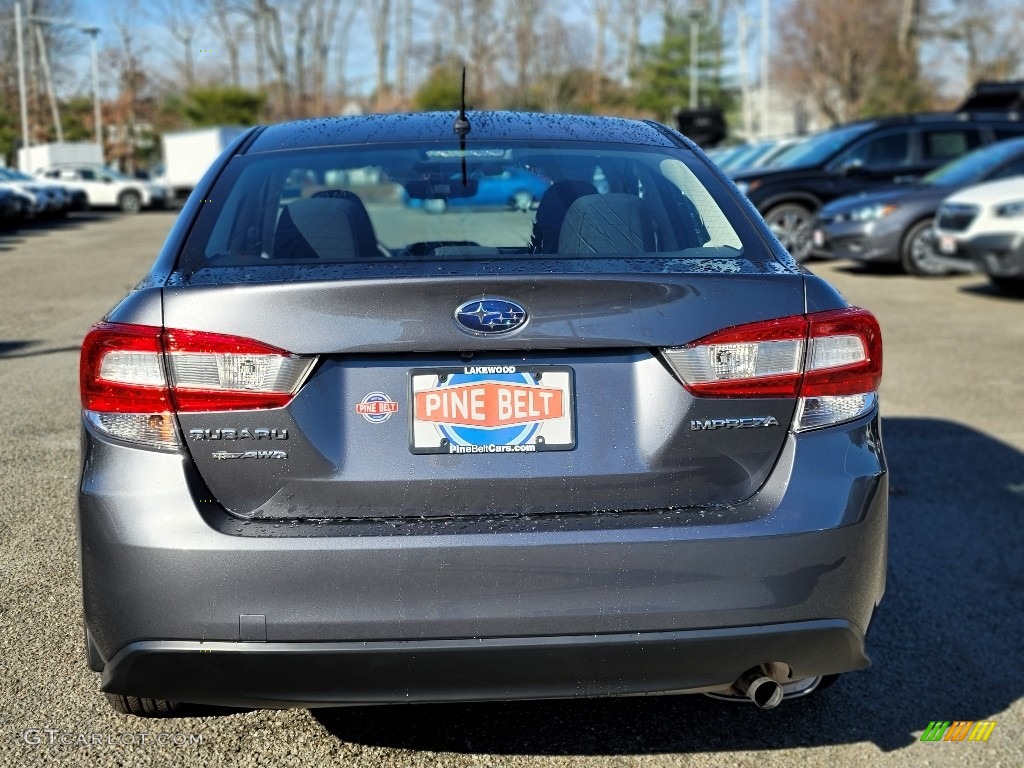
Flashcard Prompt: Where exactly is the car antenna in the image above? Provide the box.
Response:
[454,67,471,137]
[453,67,471,187]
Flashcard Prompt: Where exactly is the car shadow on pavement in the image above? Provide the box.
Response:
[831,262,906,277]
[0,340,81,360]
[0,341,36,356]
[959,281,1024,300]
[311,417,1023,755]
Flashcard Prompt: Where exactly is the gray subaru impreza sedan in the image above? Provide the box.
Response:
[78,111,886,716]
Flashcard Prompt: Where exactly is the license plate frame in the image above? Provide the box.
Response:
[409,365,576,455]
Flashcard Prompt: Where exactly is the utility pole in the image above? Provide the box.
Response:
[87,28,102,147]
[15,1,30,154]
[27,14,104,154]
[738,5,752,138]
[689,10,700,109]
[34,23,63,142]
[760,0,770,138]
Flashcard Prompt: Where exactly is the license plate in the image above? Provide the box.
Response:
[938,234,957,255]
[410,366,575,455]
[812,229,825,248]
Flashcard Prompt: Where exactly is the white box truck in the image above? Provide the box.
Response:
[161,127,247,196]
[18,142,104,173]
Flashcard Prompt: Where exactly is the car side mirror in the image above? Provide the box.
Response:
[103,177,113,184]
[839,159,865,176]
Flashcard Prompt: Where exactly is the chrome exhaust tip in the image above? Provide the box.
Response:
[735,669,784,710]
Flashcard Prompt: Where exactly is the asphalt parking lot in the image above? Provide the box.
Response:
[0,211,1021,768]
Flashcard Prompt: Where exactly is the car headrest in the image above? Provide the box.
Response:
[557,193,656,255]
[274,196,378,260]
[532,180,598,253]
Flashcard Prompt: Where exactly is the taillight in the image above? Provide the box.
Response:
[802,308,882,396]
[662,308,882,431]
[164,329,314,412]
[80,323,315,449]
[662,315,807,398]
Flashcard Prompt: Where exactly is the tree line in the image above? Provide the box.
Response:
[1,0,1022,170]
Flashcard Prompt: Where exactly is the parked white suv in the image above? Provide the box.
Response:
[934,176,1024,293]
[36,164,167,213]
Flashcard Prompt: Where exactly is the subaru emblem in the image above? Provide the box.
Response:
[454,298,528,336]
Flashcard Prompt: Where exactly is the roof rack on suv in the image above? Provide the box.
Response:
[957,81,1024,112]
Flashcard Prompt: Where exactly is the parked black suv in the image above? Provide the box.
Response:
[731,112,1024,260]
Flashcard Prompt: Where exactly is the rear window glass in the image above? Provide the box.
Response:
[921,129,981,162]
[841,132,911,169]
[178,141,758,272]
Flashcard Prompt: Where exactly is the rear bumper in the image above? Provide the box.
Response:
[101,621,868,708]
[962,232,1024,277]
[80,413,888,705]
[812,219,899,263]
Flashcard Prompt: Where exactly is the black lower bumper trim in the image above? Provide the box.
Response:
[100,620,868,708]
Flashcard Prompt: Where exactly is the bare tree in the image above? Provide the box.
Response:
[505,0,544,103]
[774,0,921,124]
[611,0,650,84]
[154,0,199,89]
[591,0,611,104]
[0,0,78,147]
[431,0,502,104]
[199,0,248,88]
[310,0,354,113]
[938,0,1024,84]
[465,0,499,104]
[291,0,317,113]
[104,0,151,172]
[391,0,406,100]
[363,0,392,102]
[252,0,291,115]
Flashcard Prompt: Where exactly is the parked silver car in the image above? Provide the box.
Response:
[79,111,887,717]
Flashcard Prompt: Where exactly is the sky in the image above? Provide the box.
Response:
[58,0,379,99]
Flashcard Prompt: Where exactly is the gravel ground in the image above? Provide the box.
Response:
[0,212,1021,768]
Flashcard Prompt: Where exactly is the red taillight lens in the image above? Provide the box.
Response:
[81,323,315,415]
[663,307,882,399]
[803,308,882,396]
[81,323,170,412]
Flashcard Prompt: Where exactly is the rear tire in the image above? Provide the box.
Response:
[764,203,815,262]
[118,191,142,214]
[899,218,948,276]
[104,693,181,717]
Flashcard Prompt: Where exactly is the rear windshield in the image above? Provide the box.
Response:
[177,141,762,273]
